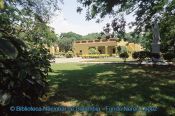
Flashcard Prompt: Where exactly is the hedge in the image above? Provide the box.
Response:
[81,54,110,58]
[163,53,175,62]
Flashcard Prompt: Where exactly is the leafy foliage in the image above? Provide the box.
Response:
[0,0,60,115]
[159,11,175,53]
[163,52,175,62]
[81,54,109,58]
[77,0,169,31]
[77,0,175,52]
[56,52,66,57]
[88,48,100,54]
[117,46,128,55]
[119,52,129,62]
[58,32,103,52]
[82,33,101,40]
[60,32,82,40]
[26,24,58,45]
[132,51,151,64]
[58,37,73,52]
[0,0,60,37]
[58,32,82,52]
[0,37,52,109]
[102,16,126,39]
[65,51,74,58]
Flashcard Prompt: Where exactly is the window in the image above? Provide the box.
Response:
[80,50,82,55]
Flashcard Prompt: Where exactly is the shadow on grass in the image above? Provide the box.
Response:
[45,63,175,116]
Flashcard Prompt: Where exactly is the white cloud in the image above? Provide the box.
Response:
[49,12,73,34]
[49,12,135,36]
[49,12,106,35]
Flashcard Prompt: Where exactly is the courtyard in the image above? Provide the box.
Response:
[1,0,175,115]
[45,63,175,115]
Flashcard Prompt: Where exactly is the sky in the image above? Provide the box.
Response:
[50,0,135,36]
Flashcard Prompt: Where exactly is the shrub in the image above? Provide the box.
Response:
[132,52,139,59]
[65,51,74,58]
[55,52,66,58]
[119,52,129,62]
[116,46,121,54]
[117,46,127,55]
[88,48,100,54]
[58,52,66,56]
[121,46,128,53]
[163,53,175,62]
[132,51,150,64]
[0,38,51,110]
[81,54,109,58]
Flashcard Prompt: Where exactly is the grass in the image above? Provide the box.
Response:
[46,63,175,116]
[81,57,135,62]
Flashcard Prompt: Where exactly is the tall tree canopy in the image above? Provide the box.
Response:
[58,32,82,52]
[82,33,101,40]
[60,32,82,40]
[0,0,60,44]
[77,0,175,52]
[0,0,61,113]
[77,0,172,32]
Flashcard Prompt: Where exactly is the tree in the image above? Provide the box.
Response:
[60,32,82,40]
[58,32,82,52]
[132,51,151,64]
[101,17,126,39]
[0,0,60,114]
[0,0,60,44]
[110,15,126,38]
[58,32,103,52]
[163,53,175,63]
[117,46,128,55]
[77,0,170,31]
[77,0,175,52]
[125,32,151,50]
[82,33,101,40]
[58,37,73,52]
[159,12,175,53]
[119,52,129,62]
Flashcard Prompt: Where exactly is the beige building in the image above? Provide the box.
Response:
[44,44,59,55]
[73,38,143,56]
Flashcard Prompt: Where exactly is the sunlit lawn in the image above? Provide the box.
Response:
[81,57,134,62]
[46,63,175,115]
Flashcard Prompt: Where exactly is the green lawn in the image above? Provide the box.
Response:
[81,57,135,62]
[46,63,175,115]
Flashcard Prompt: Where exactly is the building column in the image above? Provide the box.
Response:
[95,46,98,53]
[105,46,108,54]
